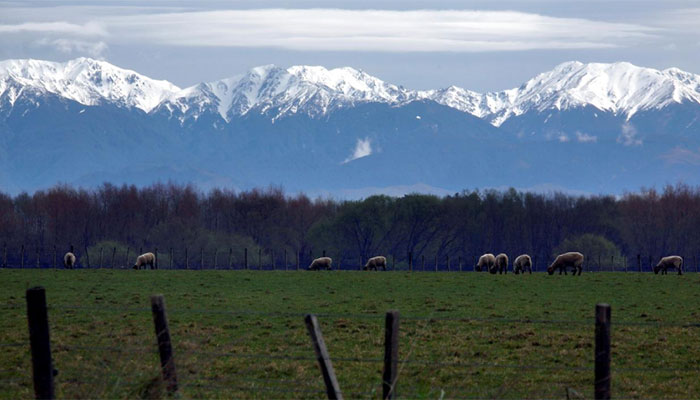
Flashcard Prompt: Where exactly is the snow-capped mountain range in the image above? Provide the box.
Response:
[3,57,700,126]
[1,57,700,197]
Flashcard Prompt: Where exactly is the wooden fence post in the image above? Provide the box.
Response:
[169,248,173,269]
[595,303,611,400]
[611,256,614,272]
[459,256,462,272]
[421,255,425,272]
[434,254,438,272]
[296,251,300,271]
[228,248,233,270]
[154,248,158,270]
[648,255,652,272]
[359,255,363,271]
[2,242,6,268]
[125,247,130,269]
[26,287,55,400]
[305,314,343,400]
[284,249,288,271]
[53,245,57,269]
[200,248,204,270]
[184,247,188,269]
[111,247,116,269]
[244,248,248,270]
[446,255,450,272]
[383,310,400,400]
[35,248,40,269]
[408,252,413,272]
[151,295,178,395]
[213,249,217,270]
[84,245,90,269]
[598,254,601,272]
[21,244,25,268]
[271,250,275,270]
[637,254,641,272]
[258,248,262,270]
[99,248,103,269]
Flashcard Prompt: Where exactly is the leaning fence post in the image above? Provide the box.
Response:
[595,303,611,400]
[151,295,178,395]
[305,314,343,400]
[26,287,55,400]
[383,310,400,400]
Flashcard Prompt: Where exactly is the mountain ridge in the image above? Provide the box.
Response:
[3,58,700,127]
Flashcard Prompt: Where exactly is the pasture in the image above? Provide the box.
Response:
[1,269,699,399]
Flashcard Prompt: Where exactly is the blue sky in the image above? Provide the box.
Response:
[1,0,699,92]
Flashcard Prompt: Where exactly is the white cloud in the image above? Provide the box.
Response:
[575,131,597,143]
[34,38,108,57]
[660,147,700,166]
[104,9,655,52]
[558,134,570,142]
[618,122,642,146]
[343,137,372,163]
[0,8,655,53]
[0,21,106,36]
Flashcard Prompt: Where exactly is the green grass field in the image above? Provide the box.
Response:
[1,270,699,399]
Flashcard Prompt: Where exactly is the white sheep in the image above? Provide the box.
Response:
[654,255,683,275]
[364,256,387,271]
[547,252,584,276]
[495,253,509,274]
[308,257,332,271]
[133,252,156,270]
[476,253,496,273]
[513,254,532,274]
[63,252,76,269]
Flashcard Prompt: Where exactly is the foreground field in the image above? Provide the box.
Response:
[1,270,699,399]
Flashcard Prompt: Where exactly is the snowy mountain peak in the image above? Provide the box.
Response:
[0,58,181,112]
[2,58,700,126]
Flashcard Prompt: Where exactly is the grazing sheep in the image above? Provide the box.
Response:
[495,253,509,274]
[547,252,584,276]
[133,252,156,270]
[364,256,387,271]
[654,256,683,275]
[476,253,496,273]
[308,256,332,271]
[63,252,76,269]
[513,254,533,275]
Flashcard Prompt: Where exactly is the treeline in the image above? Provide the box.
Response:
[1,182,699,268]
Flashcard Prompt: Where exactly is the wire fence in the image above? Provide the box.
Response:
[1,244,698,273]
[4,289,700,399]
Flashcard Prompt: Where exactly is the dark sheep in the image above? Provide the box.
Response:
[547,252,584,276]
[654,256,683,275]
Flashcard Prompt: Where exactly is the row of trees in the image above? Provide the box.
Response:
[1,182,698,268]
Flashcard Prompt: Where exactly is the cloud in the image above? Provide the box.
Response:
[618,122,642,146]
[34,38,108,57]
[100,9,655,52]
[0,21,106,36]
[575,131,597,143]
[343,137,372,163]
[0,8,643,53]
[660,147,700,166]
[558,134,570,142]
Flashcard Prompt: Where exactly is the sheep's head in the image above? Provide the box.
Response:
[132,264,138,269]
[475,264,481,272]
[547,265,555,275]
[653,264,660,274]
